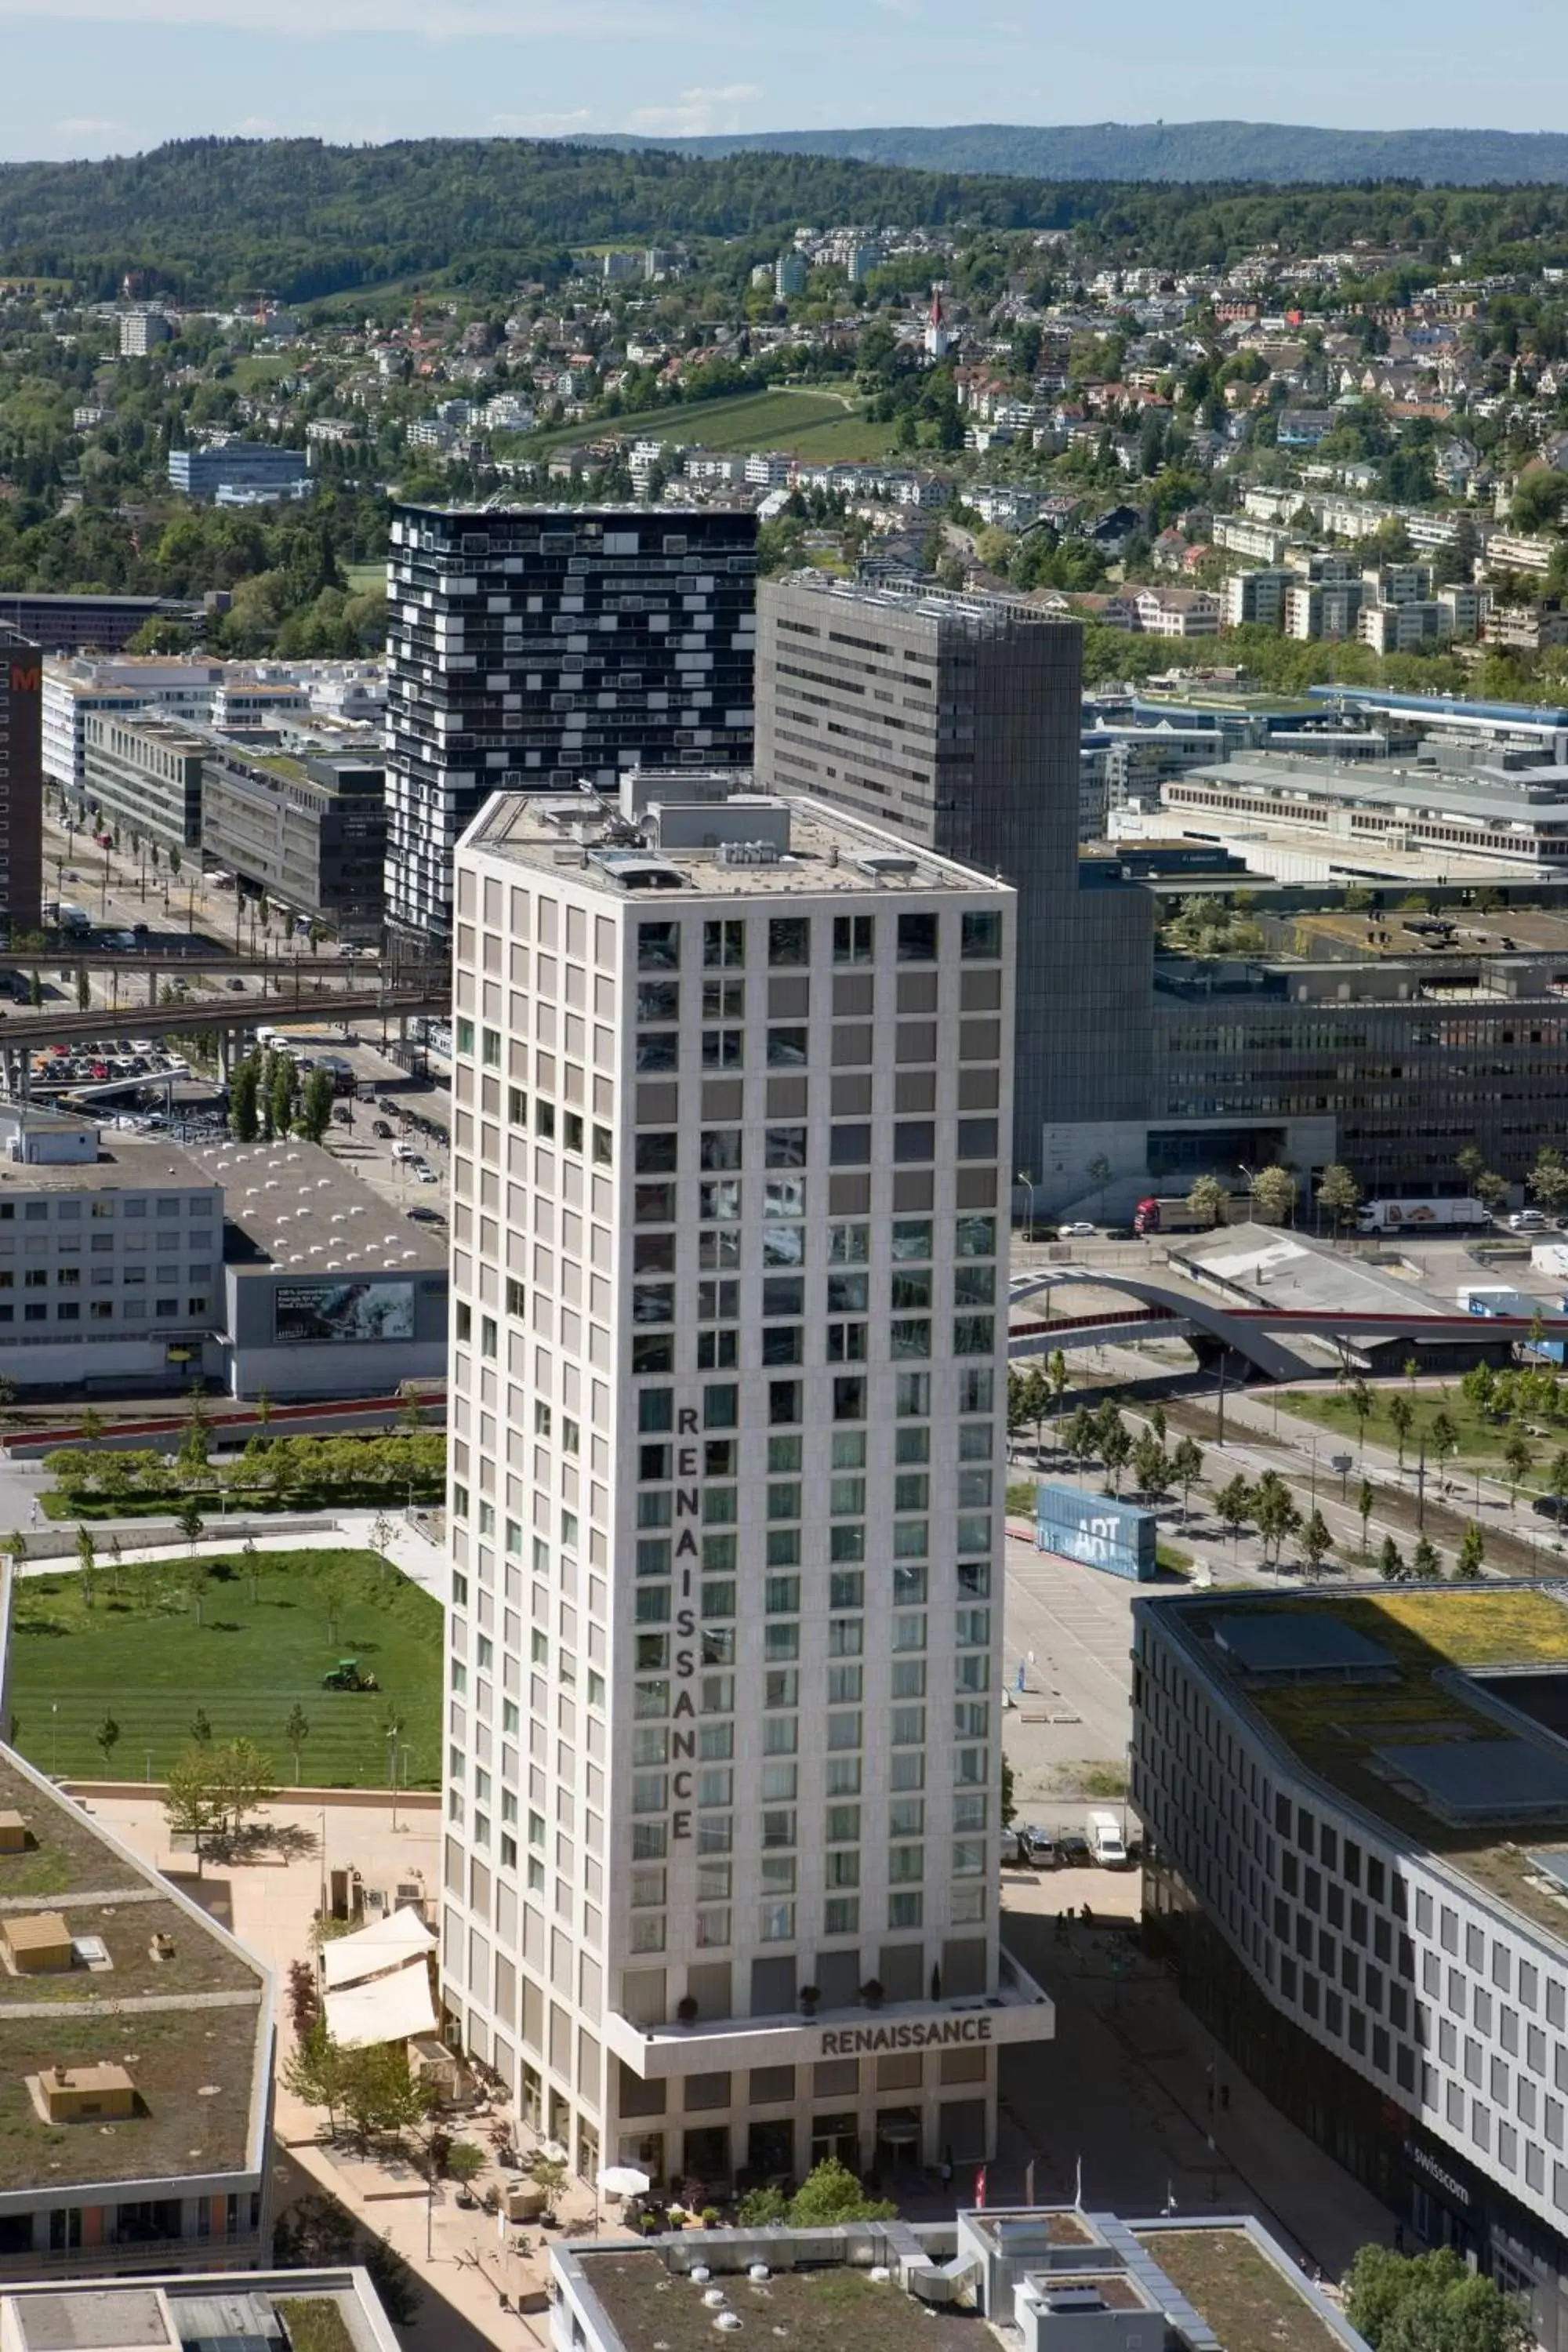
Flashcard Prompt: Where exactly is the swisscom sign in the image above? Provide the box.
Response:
[1035,1481,1158,1582]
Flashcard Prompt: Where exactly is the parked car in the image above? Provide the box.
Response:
[391,1139,421,1163]
[1059,1221,1096,1239]
[1000,1828,1026,1868]
[331,1104,353,1125]
[372,1119,393,1139]
[406,1206,446,1225]
[1057,1831,1091,1868]
[414,1163,441,1185]
[1020,1824,1058,1869]
[226,977,247,991]
[1509,1210,1548,1232]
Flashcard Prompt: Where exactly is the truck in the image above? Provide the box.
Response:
[1087,1812,1131,1868]
[1354,1197,1490,1235]
[1132,1192,1250,1237]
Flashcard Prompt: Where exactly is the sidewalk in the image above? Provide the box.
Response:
[15,1507,448,1598]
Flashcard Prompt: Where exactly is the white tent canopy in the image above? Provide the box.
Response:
[325,1962,437,2051]
[321,1907,437,1990]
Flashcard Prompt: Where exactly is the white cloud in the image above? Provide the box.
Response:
[54,115,121,133]
[627,82,762,136]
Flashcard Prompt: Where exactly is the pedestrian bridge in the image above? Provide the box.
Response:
[1007,1270,1568,1384]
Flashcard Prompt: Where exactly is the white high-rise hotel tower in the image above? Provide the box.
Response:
[440,769,1052,2193]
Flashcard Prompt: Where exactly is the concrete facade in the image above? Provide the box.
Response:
[438,779,1050,2196]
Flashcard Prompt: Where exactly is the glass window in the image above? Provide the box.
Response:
[765,1126,808,1168]
[833,914,874,964]
[829,1125,870,1166]
[768,916,811,967]
[638,920,680,970]
[955,1214,996,1258]
[957,1118,999,1160]
[636,1131,678,1173]
[636,980,680,1022]
[704,919,745,968]
[894,1122,935,1163]
[767,1027,808,1067]
[898,910,938,962]
[701,1130,743,1171]
[961,909,1003,960]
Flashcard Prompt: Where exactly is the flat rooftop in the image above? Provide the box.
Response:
[1178,753,1568,828]
[466,789,1001,903]
[0,1139,219,1199]
[184,1138,447,1277]
[0,2271,398,2352]
[1169,1223,1456,1323]
[0,1748,267,2193]
[568,2248,984,2352]
[1163,1584,1568,1941]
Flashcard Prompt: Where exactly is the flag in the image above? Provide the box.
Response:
[975,2166,988,2209]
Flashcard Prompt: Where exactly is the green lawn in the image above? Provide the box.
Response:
[343,561,387,595]
[9,1547,441,1788]
[1277,1386,1559,1479]
[521,386,899,462]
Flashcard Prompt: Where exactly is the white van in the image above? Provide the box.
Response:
[1088,1811,1131,1868]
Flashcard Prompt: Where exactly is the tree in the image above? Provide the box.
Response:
[1388,1392,1414,1469]
[1171,1436,1204,1523]
[1252,1469,1301,1573]
[1347,1376,1374,1453]
[1301,1508,1334,1578]
[285,1704,310,1784]
[183,1552,209,1618]
[164,1744,223,1865]
[1064,1405,1098,1479]
[1131,1432,1169,1501]
[177,1494,206,1556]
[1430,1407,1460,1477]
[1214,1473,1255,1559]
[1504,1430,1534,1507]
[786,2156,897,2227]
[1098,1412,1133,1496]
[1530,1146,1568,1219]
[1379,1534,1406,1582]
[1358,1476,1376,1559]
[299,1069,335,1144]
[230,1055,260,1142]
[1047,1348,1069,1418]
[74,1523,96,1606]
[1250,1165,1298,1225]
[282,2018,349,2136]
[1086,1152,1112,1217]
[444,2139,487,2186]
[209,1737,277,1834]
[95,1711,120,1769]
[1413,1534,1442,1579]
[1455,1521,1486,1581]
[1345,2243,1530,2352]
[1317,1162,1361,1234]
[1187,1174,1229,1229]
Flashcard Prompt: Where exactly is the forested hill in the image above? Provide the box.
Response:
[583,120,1568,187]
[8,136,1568,307]
[0,136,1090,301]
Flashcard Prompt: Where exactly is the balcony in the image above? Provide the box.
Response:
[606,1942,1054,2080]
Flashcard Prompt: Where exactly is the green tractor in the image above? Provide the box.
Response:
[321,1657,379,1693]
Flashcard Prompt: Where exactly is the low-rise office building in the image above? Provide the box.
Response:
[0,2270,401,2352]
[198,744,387,937]
[82,713,207,857]
[168,445,309,503]
[0,1117,446,1400]
[0,597,195,657]
[1134,1581,1568,2352]
[0,1742,271,2278]
[553,2206,1372,2352]
[44,660,223,797]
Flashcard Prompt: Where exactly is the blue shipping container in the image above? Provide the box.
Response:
[1036,1481,1159,1581]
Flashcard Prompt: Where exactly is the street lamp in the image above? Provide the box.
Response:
[1015,1167,1035,1247]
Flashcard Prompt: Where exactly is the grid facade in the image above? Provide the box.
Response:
[0,631,42,938]
[440,793,1029,2195]
[383,507,757,944]
[754,575,1085,1165]
[1133,1595,1568,2302]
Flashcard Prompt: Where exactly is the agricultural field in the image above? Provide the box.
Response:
[8,1545,441,1788]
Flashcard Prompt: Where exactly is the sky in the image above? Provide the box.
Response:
[2,0,1568,162]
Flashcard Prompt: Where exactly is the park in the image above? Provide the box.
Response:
[7,1543,442,1786]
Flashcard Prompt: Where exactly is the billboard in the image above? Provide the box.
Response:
[274,1279,416,1345]
[1036,1481,1158,1582]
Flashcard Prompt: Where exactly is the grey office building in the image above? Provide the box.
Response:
[755,575,1147,1167]
[383,504,758,945]
[200,744,387,938]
